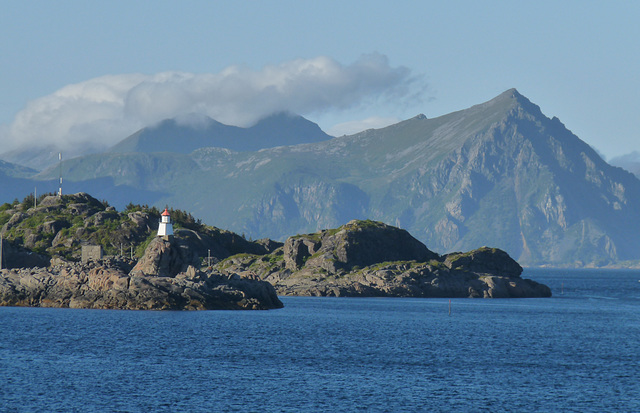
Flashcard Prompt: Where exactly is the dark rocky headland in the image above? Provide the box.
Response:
[0,193,550,310]
[216,220,551,298]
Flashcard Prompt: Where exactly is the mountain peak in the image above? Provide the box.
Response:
[467,88,544,121]
[486,88,523,105]
[109,112,331,154]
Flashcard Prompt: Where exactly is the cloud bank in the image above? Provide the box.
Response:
[1,54,421,154]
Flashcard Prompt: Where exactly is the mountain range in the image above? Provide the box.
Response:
[3,89,640,267]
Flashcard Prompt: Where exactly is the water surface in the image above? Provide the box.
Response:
[1,269,639,412]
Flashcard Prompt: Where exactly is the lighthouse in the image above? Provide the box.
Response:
[157,207,173,240]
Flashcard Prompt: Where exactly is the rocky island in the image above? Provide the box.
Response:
[216,220,552,298]
[0,193,282,310]
[0,193,550,310]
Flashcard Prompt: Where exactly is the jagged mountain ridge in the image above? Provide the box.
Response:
[25,89,640,266]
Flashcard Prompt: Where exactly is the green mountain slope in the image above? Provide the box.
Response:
[28,89,640,266]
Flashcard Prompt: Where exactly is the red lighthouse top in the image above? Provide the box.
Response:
[161,207,170,216]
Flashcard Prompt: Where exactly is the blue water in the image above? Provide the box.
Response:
[1,269,639,412]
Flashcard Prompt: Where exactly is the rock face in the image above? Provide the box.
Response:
[130,236,200,277]
[0,238,50,268]
[130,229,278,277]
[216,220,551,299]
[0,257,283,310]
[283,220,438,272]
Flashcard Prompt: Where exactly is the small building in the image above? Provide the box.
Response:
[157,207,173,240]
[81,245,103,263]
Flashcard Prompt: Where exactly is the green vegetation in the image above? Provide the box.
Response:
[0,193,214,261]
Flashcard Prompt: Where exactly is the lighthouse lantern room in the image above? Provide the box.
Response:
[157,207,173,239]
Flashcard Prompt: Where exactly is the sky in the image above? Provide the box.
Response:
[1,1,639,159]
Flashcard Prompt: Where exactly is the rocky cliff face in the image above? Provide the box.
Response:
[130,237,200,277]
[215,220,551,298]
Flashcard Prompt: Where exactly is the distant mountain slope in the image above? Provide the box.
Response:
[27,89,640,266]
[0,160,37,178]
[610,151,640,178]
[0,143,100,172]
[109,112,332,154]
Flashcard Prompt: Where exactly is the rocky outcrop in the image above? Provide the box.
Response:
[443,247,523,278]
[0,192,282,268]
[283,220,438,272]
[0,238,50,268]
[129,229,281,277]
[130,236,200,277]
[0,194,286,310]
[0,257,283,310]
[216,220,551,298]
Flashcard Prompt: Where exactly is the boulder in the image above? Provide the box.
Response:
[42,220,70,234]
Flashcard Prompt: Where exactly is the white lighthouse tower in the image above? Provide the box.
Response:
[157,207,173,240]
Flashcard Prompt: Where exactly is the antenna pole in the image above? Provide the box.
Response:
[58,152,63,197]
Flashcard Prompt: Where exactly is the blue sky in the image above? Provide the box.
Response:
[1,1,638,159]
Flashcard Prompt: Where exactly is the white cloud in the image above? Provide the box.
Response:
[0,54,422,155]
[328,117,402,136]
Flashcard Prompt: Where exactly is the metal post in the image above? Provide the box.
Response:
[208,249,211,267]
[58,153,63,197]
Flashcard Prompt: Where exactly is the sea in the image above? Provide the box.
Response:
[1,269,639,412]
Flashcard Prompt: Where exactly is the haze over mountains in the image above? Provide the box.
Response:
[3,89,640,267]
[610,151,640,179]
